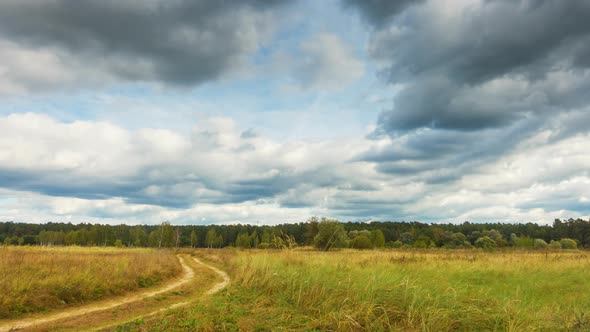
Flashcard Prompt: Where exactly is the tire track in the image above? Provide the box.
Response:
[94,256,230,331]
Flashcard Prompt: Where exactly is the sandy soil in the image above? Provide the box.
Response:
[0,254,203,332]
[193,257,230,295]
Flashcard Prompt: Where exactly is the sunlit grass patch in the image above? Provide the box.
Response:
[0,246,181,319]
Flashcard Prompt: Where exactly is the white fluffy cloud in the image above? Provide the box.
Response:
[0,113,588,224]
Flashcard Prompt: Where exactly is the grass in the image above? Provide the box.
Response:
[118,248,590,331]
[0,246,182,319]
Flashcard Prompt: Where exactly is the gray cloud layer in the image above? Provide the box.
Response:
[0,0,288,88]
[345,0,590,187]
[0,0,589,224]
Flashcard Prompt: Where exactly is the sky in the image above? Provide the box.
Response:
[0,0,589,225]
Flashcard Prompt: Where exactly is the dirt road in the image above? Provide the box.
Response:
[0,255,229,332]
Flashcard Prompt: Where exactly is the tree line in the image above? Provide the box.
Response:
[0,217,588,250]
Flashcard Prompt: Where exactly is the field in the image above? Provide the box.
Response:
[0,246,182,319]
[3,247,590,331]
[118,249,590,331]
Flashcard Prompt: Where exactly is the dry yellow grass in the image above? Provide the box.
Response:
[0,246,181,319]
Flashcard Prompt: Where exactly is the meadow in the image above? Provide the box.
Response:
[119,248,590,331]
[0,246,181,319]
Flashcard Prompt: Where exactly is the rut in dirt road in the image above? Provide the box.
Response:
[96,256,232,331]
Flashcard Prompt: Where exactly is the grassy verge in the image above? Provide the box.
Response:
[117,248,590,331]
[0,246,182,319]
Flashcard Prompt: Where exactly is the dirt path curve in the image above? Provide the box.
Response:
[193,257,230,295]
[0,255,195,332]
[93,256,231,332]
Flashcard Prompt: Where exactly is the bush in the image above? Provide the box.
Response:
[351,235,372,249]
[549,240,562,250]
[560,238,578,249]
[114,239,124,248]
[475,236,496,250]
[314,219,347,251]
[385,240,402,248]
[370,230,385,248]
[463,241,474,248]
[413,240,428,248]
[533,239,548,250]
[257,242,270,249]
[512,235,534,248]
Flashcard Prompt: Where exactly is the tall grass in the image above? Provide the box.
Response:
[0,246,181,319]
[211,249,590,331]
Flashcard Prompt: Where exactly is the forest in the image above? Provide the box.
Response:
[1,217,588,250]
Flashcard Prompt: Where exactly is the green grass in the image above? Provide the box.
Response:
[116,249,590,331]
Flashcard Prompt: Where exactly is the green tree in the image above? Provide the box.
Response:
[190,230,198,248]
[206,228,223,248]
[250,230,260,248]
[313,218,347,251]
[304,217,320,245]
[129,227,147,247]
[157,222,175,248]
[148,231,159,247]
[235,232,251,248]
[400,232,414,245]
[370,229,385,248]
[351,235,372,249]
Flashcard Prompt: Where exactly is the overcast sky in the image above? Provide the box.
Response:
[0,0,589,225]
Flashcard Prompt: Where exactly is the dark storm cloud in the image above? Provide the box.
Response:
[0,0,288,86]
[345,0,590,132]
[342,0,425,26]
[368,0,590,86]
[345,0,590,185]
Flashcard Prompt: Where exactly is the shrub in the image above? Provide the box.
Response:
[475,236,496,250]
[560,238,578,249]
[549,240,562,250]
[314,219,347,251]
[513,235,534,248]
[351,235,372,249]
[533,239,548,250]
[413,240,428,248]
[400,232,414,244]
[463,240,474,248]
[370,230,385,248]
[385,240,402,248]
[257,242,270,249]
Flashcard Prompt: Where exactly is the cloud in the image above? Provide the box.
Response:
[272,33,365,90]
[342,0,425,26]
[0,0,289,92]
[0,113,370,210]
[343,0,590,189]
[366,0,590,84]
[352,0,590,133]
[1,1,589,225]
[0,112,588,224]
